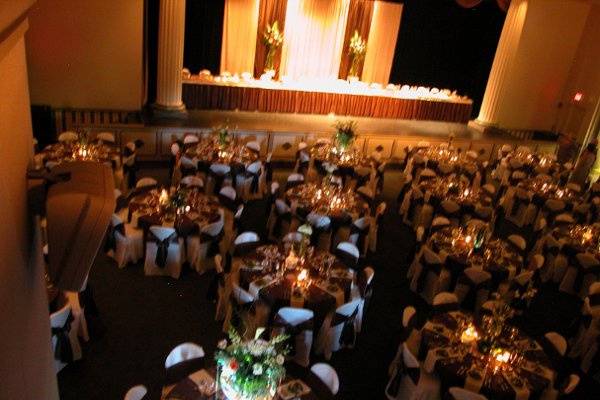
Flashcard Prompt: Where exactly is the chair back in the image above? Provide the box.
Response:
[287,173,304,183]
[58,131,78,143]
[50,303,72,328]
[96,132,116,143]
[246,141,260,153]
[544,332,567,356]
[219,186,237,201]
[210,163,231,175]
[149,226,177,241]
[403,306,416,329]
[449,387,488,400]
[180,175,203,188]
[432,292,458,307]
[283,232,304,243]
[310,363,339,395]
[277,307,314,326]
[563,374,580,395]
[507,234,526,252]
[234,231,259,245]
[164,342,205,369]
[124,385,148,400]
[136,177,158,189]
[183,135,199,144]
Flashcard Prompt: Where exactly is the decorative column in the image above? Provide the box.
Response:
[153,0,187,118]
[476,0,528,126]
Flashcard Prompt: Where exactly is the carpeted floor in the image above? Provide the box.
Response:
[57,168,598,399]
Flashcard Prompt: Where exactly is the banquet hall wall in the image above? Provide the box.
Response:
[0,3,58,399]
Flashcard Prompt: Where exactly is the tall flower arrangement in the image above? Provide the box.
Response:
[262,21,284,75]
[216,328,288,400]
[347,30,367,79]
[334,120,357,151]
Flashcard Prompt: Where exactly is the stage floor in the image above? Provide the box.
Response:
[152,109,511,142]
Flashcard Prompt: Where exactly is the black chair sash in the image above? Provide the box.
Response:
[197,160,210,175]
[273,210,292,238]
[104,222,124,253]
[51,311,74,363]
[209,169,230,194]
[264,160,273,183]
[245,170,261,194]
[272,315,314,357]
[180,164,197,177]
[445,256,468,291]
[537,335,568,385]
[350,223,369,253]
[332,306,360,347]
[218,193,238,213]
[229,296,255,331]
[200,228,224,258]
[148,231,178,268]
[164,357,205,386]
[335,248,358,270]
[79,284,99,317]
[330,214,352,238]
[310,223,332,247]
[543,242,560,258]
[430,301,459,317]
[457,274,491,311]
[415,258,442,294]
[387,350,421,398]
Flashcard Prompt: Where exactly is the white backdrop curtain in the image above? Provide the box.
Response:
[280,0,350,81]
[361,1,402,85]
[220,0,260,75]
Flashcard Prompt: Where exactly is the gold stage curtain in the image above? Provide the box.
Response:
[220,0,261,75]
[253,0,288,78]
[338,0,374,80]
[280,0,350,80]
[361,1,402,85]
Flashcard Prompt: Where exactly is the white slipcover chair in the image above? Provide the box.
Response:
[453,268,492,314]
[449,387,488,400]
[183,134,199,145]
[545,332,568,356]
[385,343,441,400]
[96,131,116,144]
[316,299,362,360]
[219,186,237,246]
[109,213,144,268]
[559,252,600,298]
[336,241,360,270]
[65,287,89,342]
[187,217,225,274]
[349,216,370,257]
[58,131,78,143]
[180,175,204,189]
[287,172,305,186]
[223,283,256,334]
[246,140,260,153]
[165,342,205,368]
[433,292,459,307]
[307,212,332,252]
[241,160,264,201]
[387,306,420,381]
[310,363,339,396]
[354,266,375,333]
[507,233,527,252]
[124,385,147,400]
[144,226,183,279]
[171,142,181,157]
[571,283,600,371]
[207,163,231,195]
[213,255,228,321]
[136,177,158,189]
[50,303,82,373]
[268,199,293,241]
[410,247,444,304]
[272,307,314,367]
[234,231,259,245]
[369,202,387,252]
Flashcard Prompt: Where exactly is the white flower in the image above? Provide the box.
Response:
[298,224,313,236]
[276,354,285,365]
[218,339,228,349]
[253,363,263,375]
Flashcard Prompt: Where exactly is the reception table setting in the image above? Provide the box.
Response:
[285,182,366,220]
[33,140,120,170]
[184,132,259,167]
[418,307,556,400]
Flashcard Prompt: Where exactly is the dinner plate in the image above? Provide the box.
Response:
[277,380,311,400]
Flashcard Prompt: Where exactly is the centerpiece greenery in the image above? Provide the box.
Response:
[216,328,288,400]
[262,21,284,76]
[333,120,357,151]
[347,30,367,79]
[214,125,231,148]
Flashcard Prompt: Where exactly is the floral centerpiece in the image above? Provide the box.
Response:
[347,30,367,79]
[334,120,357,151]
[216,328,288,400]
[262,21,284,76]
[214,125,231,148]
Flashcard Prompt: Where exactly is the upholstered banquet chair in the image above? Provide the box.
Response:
[187,216,225,275]
[207,163,231,195]
[387,306,420,386]
[349,216,370,257]
[183,134,199,147]
[268,199,293,241]
[226,231,261,273]
[453,268,492,314]
[144,226,184,279]
[180,175,204,190]
[286,172,305,189]
[384,343,441,400]
[307,212,332,252]
[335,242,360,270]
[136,177,158,190]
[96,131,116,144]
[50,303,82,373]
[58,131,78,143]
[163,342,205,393]
[240,160,264,201]
[218,186,239,246]
[124,385,147,400]
[107,213,144,268]
[223,283,256,335]
[559,252,600,298]
[316,299,362,360]
[272,307,314,367]
[410,247,445,304]
[178,155,198,179]
[310,363,340,396]
[431,292,460,314]
[448,387,488,400]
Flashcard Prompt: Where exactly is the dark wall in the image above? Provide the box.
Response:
[183,0,225,74]
[390,0,506,116]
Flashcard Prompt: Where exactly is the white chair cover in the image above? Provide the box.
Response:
[183,135,199,144]
[165,342,205,368]
[124,385,148,400]
[136,177,158,189]
[310,363,340,395]
[50,303,82,372]
[316,299,362,360]
[96,131,116,143]
[187,218,225,274]
[109,213,144,268]
[180,175,204,188]
[544,332,567,356]
[273,307,314,367]
[144,226,183,279]
[449,387,488,400]
[58,131,78,143]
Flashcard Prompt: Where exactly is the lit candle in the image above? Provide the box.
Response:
[159,189,169,206]
[460,324,479,344]
[285,249,298,270]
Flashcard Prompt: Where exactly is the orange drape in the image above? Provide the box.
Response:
[338,0,374,79]
[253,0,288,78]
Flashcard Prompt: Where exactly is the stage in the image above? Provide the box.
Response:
[182,79,473,123]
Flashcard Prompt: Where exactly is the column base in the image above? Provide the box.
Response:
[469,119,499,133]
[151,103,188,121]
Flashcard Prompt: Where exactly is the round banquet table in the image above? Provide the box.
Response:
[163,364,335,400]
[34,142,119,169]
[418,176,488,211]
[428,227,523,288]
[184,136,259,166]
[517,177,580,206]
[232,244,355,330]
[285,183,367,221]
[128,189,222,237]
[418,310,556,400]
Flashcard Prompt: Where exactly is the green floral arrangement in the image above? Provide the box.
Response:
[348,30,367,78]
[334,120,357,150]
[216,328,288,400]
[214,125,230,148]
[170,188,188,210]
[263,21,284,73]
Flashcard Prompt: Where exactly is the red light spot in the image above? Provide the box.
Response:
[574,92,583,102]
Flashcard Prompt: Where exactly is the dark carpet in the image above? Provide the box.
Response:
[57,174,599,399]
